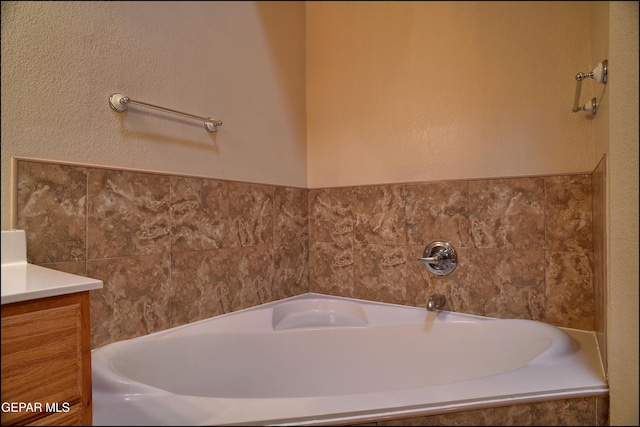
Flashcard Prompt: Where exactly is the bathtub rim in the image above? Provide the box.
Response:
[91,292,609,426]
[92,292,504,345]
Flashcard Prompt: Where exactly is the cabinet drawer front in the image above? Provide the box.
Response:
[1,295,87,426]
[25,404,82,426]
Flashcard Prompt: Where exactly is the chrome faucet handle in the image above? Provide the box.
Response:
[418,252,444,264]
[418,241,457,276]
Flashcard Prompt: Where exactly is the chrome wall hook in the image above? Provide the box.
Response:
[572,60,607,116]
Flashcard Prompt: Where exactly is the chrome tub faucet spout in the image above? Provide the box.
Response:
[427,293,446,311]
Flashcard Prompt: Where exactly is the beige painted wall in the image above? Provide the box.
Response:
[1,1,307,229]
[591,2,610,162]
[306,1,595,188]
[606,2,639,425]
[589,2,639,424]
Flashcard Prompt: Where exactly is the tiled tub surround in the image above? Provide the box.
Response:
[14,159,595,346]
[15,160,309,348]
[308,176,594,330]
[14,159,605,426]
[352,397,608,426]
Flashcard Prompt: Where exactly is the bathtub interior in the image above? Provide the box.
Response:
[91,293,608,426]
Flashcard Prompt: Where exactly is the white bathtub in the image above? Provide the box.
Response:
[91,293,608,426]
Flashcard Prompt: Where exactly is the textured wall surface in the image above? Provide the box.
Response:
[1,1,307,229]
[306,2,594,187]
[607,2,640,424]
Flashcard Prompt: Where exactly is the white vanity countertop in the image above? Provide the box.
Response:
[1,263,103,305]
[1,230,103,305]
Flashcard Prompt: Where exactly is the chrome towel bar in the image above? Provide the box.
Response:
[109,93,222,132]
[571,60,607,116]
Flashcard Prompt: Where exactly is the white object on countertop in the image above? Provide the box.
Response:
[1,229,102,305]
[1,229,27,266]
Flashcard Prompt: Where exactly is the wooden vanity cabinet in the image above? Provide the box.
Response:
[1,292,92,426]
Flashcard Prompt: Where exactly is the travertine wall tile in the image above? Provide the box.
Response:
[350,185,406,245]
[353,243,407,305]
[170,176,233,252]
[545,175,593,253]
[274,186,308,244]
[87,169,171,258]
[40,260,86,277]
[88,254,171,347]
[309,185,406,245]
[229,182,275,247]
[309,241,355,298]
[14,160,599,344]
[309,176,593,326]
[170,248,231,327]
[545,251,594,329]
[226,244,274,311]
[273,241,309,300]
[170,244,277,328]
[309,187,358,244]
[405,180,469,248]
[469,178,545,250]
[596,395,610,426]
[16,161,87,264]
[375,396,605,426]
[468,248,545,320]
[14,160,309,348]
